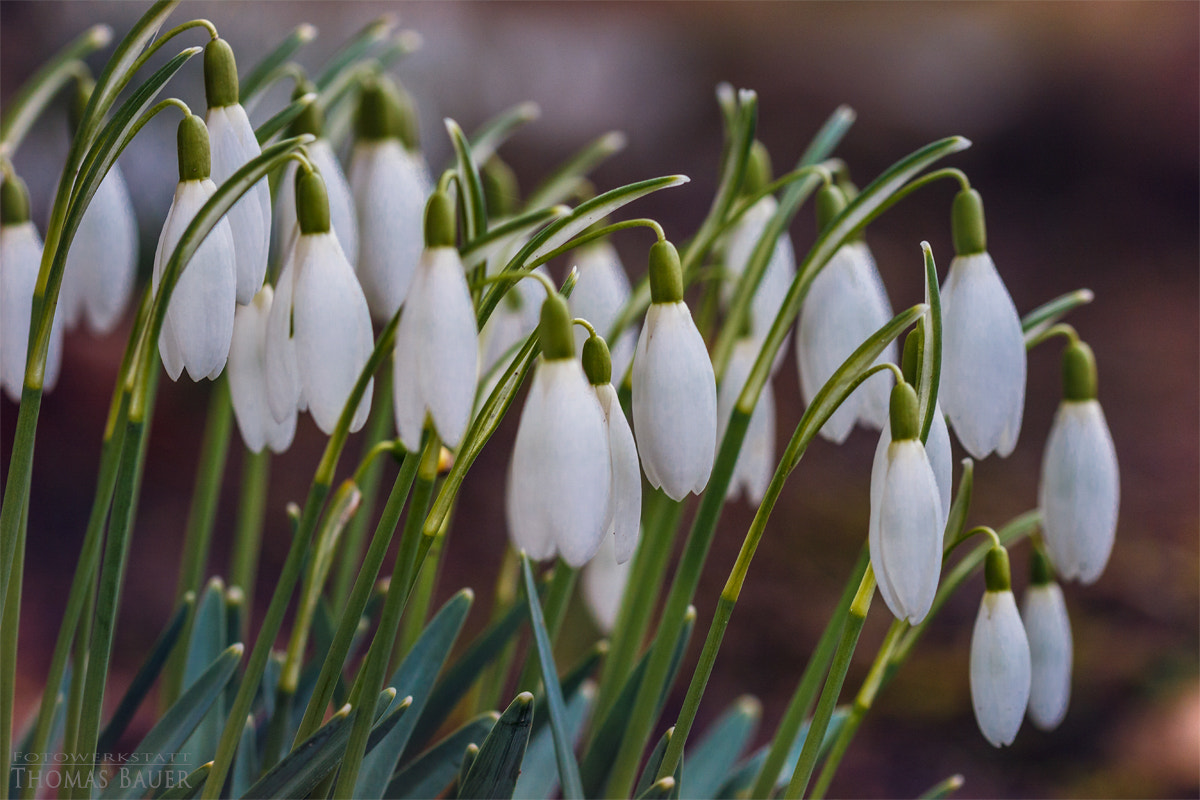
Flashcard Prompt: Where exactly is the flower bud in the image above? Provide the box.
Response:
[889,381,920,442]
[952,188,987,256]
[424,190,455,249]
[582,334,612,386]
[1,173,30,226]
[538,293,575,361]
[295,168,331,236]
[1062,340,1097,402]
[1022,553,1073,731]
[647,240,683,304]
[203,37,240,108]
[815,183,847,233]
[286,79,323,138]
[177,114,211,181]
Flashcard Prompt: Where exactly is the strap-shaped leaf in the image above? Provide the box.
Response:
[514,683,593,800]
[918,242,943,443]
[230,715,257,799]
[942,458,974,553]
[447,118,489,241]
[636,777,677,800]
[240,23,318,106]
[254,91,317,145]
[519,554,584,799]
[683,696,761,799]
[385,713,498,800]
[635,727,680,799]
[457,692,534,800]
[919,774,966,799]
[153,762,212,800]
[315,15,394,90]
[1022,288,1094,343]
[356,589,474,799]
[715,708,850,798]
[179,579,229,766]
[461,206,569,273]
[467,101,541,166]
[530,642,604,737]
[523,131,626,210]
[101,644,243,800]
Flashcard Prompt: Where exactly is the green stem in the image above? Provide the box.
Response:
[0,506,25,800]
[515,561,577,694]
[228,447,270,637]
[59,570,95,792]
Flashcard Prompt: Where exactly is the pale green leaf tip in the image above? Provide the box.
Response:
[226,586,245,605]
[516,691,534,704]
[383,687,398,701]
[206,575,226,592]
[396,30,423,51]
[601,131,627,152]
[685,605,697,622]
[228,643,245,658]
[518,101,541,121]
[89,24,114,47]
[458,587,476,602]
[398,695,414,709]
[736,695,762,717]
[296,23,317,42]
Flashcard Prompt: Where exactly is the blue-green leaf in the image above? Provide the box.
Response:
[457,693,534,800]
[635,727,677,799]
[180,578,229,767]
[514,682,593,800]
[447,118,488,241]
[467,101,540,166]
[683,696,761,799]
[385,713,498,800]
[153,761,211,800]
[230,715,257,799]
[715,707,850,798]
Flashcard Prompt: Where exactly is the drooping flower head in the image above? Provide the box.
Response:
[1021,548,1073,731]
[204,37,271,304]
[940,188,1026,458]
[228,285,296,453]
[717,335,775,504]
[969,545,1032,747]
[570,238,637,384]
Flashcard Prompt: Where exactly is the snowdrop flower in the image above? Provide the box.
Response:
[633,241,717,501]
[1039,340,1119,583]
[717,337,775,504]
[273,80,357,267]
[477,263,544,403]
[350,78,432,321]
[970,545,1032,747]
[583,533,632,633]
[204,38,271,304]
[583,333,641,563]
[266,167,373,433]
[1021,549,1073,731]
[228,286,296,453]
[570,240,636,383]
[1,173,62,400]
[796,185,895,443]
[392,192,477,450]
[869,381,944,624]
[152,115,237,382]
[940,188,1026,459]
[506,292,610,567]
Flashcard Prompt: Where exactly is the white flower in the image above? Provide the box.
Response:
[392,246,478,450]
[275,139,358,267]
[717,338,775,504]
[228,286,296,453]
[796,241,895,443]
[59,164,138,334]
[207,103,271,304]
[350,140,431,321]
[721,195,796,347]
[1,216,63,400]
[970,589,1032,747]
[1038,399,1119,583]
[632,301,717,501]
[570,241,636,382]
[583,533,632,633]
[264,227,303,423]
[1021,579,1072,731]
[940,251,1026,459]
[507,357,611,567]
[593,381,641,563]
[871,403,953,530]
[152,178,237,382]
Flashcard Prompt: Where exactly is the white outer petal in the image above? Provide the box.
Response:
[941,252,1026,459]
[872,440,943,624]
[1038,401,1119,583]
[570,240,631,349]
[507,359,611,567]
[75,165,138,334]
[970,591,1032,747]
[479,265,543,375]
[722,197,797,356]
[207,105,271,304]
[229,287,296,453]
[582,533,632,633]
[596,383,641,563]
[275,140,359,269]
[718,339,775,504]
[292,232,374,434]
[632,302,717,500]
[264,229,302,422]
[1,223,61,400]
[350,142,431,320]
[1021,582,1072,731]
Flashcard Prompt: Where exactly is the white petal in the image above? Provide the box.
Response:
[274,140,359,270]
[582,533,632,633]
[207,105,271,304]
[871,440,943,624]
[718,339,774,503]
[927,406,953,529]
[479,265,543,376]
[73,165,138,334]
[350,142,431,321]
[940,252,1026,459]
[722,196,797,354]
[1021,582,1072,730]
[570,240,631,349]
[292,233,374,433]
[596,383,641,563]
[632,302,717,500]
[1,223,54,400]
[1038,401,1119,583]
[970,591,1032,747]
[264,230,302,422]
[229,287,296,453]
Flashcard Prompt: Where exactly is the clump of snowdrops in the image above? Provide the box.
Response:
[0,4,1118,799]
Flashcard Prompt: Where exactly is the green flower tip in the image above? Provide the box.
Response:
[582,334,612,385]
[483,156,520,218]
[423,191,455,248]
[295,168,331,235]
[1062,340,1097,402]
[1030,548,1055,586]
[203,37,240,108]
[984,545,1012,593]
[647,240,683,304]
[951,188,987,256]
[538,293,575,361]
[741,140,773,197]
[68,74,96,135]
[838,176,861,203]
[901,327,924,387]
[355,77,419,150]
[177,114,211,181]
[1,173,31,226]
[889,381,920,441]
[815,183,847,232]
[287,78,324,138]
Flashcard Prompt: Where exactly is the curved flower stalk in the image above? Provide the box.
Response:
[350,76,432,321]
[633,240,717,501]
[1039,340,1119,583]
[1,173,62,400]
[204,38,271,304]
[153,114,237,382]
[266,167,373,433]
[507,293,610,567]
[869,381,944,624]
[228,285,296,453]
[1022,549,1073,731]
[583,532,633,633]
[570,239,637,382]
[717,337,774,504]
[940,188,1025,458]
[970,545,1032,747]
[796,186,895,443]
[392,191,478,450]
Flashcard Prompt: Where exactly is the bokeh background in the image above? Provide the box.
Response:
[2,2,1197,798]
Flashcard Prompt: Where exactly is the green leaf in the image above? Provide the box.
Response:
[514,682,593,800]
[942,458,974,553]
[101,644,243,800]
[683,696,761,799]
[447,118,489,241]
[356,589,474,799]
[523,131,626,210]
[715,708,850,798]
[385,713,498,800]
[239,23,318,106]
[530,642,604,737]
[918,242,943,443]
[230,715,257,799]
[96,594,192,753]
[180,579,229,766]
[636,777,677,800]
[153,761,211,800]
[461,206,569,273]
[315,15,395,90]
[457,692,535,800]
[1022,288,1094,343]
[634,727,678,799]
[919,773,966,799]
[254,91,317,145]
[467,101,541,165]
[519,554,584,799]
[9,667,70,798]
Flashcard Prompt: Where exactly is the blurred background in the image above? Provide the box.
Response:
[2,2,1197,797]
